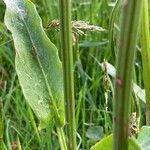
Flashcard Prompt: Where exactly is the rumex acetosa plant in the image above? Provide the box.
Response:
[91,0,149,149]
[3,0,66,149]
[2,0,150,149]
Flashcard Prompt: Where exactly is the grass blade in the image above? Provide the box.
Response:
[0,100,3,150]
[140,0,150,125]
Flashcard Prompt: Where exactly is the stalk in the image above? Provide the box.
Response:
[113,0,143,150]
[0,100,3,150]
[140,0,150,125]
[46,124,53,150]
[109,0,120,60]
[56,127,67,150]
[59,0,77,150]
[17,135,22,150]
[27,106,41,143]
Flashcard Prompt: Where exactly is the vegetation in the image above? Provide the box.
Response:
[0,0,150,150]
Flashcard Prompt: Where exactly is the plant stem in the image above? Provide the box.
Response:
[56,127,67,150]
[46,124,52,150]
[113,0,143,150]
[140,0,150,125]
[27,106,41,143]
[0,100,3,150]
[59,0,77,150]
[109,0,120,60]
[17,135,22,150]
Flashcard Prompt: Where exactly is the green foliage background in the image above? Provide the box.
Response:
[0,0,146,149]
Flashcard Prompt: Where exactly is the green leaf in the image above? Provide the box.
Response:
[90,134,142,150]
[3,0,65,128]
[128,137,141,150]
[86,126,104,141]
[90,134,112,150]
[137,126,150,150]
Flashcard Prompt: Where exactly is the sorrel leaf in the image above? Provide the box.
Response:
[137,126,150,150]
[3,0,65,128]
[90,134,142,150]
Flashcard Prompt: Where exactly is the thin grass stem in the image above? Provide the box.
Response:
[56,127,67,150]
[0,100,3,150]
[140,0,150,125]
[109,0,120,60]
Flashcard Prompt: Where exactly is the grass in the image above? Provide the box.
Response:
[140,0,150,126]
[0,0,148,149]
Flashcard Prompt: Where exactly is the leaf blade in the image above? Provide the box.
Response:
[3,0,65,127]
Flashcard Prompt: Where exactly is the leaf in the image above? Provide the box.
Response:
[90,134,112,150]
[100,62,146,103]
[90,134,142,150]
[86,126,104,141]
[137,126,150,150]
[128,137,142,150]
[79,40,108,48]
[3,0,65,128]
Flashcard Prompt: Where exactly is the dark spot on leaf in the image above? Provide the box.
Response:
[32,46,37,56]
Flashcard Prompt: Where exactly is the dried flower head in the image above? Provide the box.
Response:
[46,19,105,34]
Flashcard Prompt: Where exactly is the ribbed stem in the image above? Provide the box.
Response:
[0,100,3,150]
[113,0,143,150]
[59,0,77,150]
[109,0,120,60]
[140,0,150,125]
[57,127,67,150]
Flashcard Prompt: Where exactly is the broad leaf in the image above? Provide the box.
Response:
[86,126,104,141]
[3,0,65,128]
[90,134,142,150]
[137,126,150,150]
[90,134,112,150]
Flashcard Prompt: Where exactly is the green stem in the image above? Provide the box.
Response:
[17,135,22,150]
[0,100,3,150]
[46,125,52,150]
[59,0,77,150]
[109,0,120,60]
[113,0,142,150]
[57,127,67,150]
[82,86,86,149]
[140,0,150,125]
[27,106,41,143]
